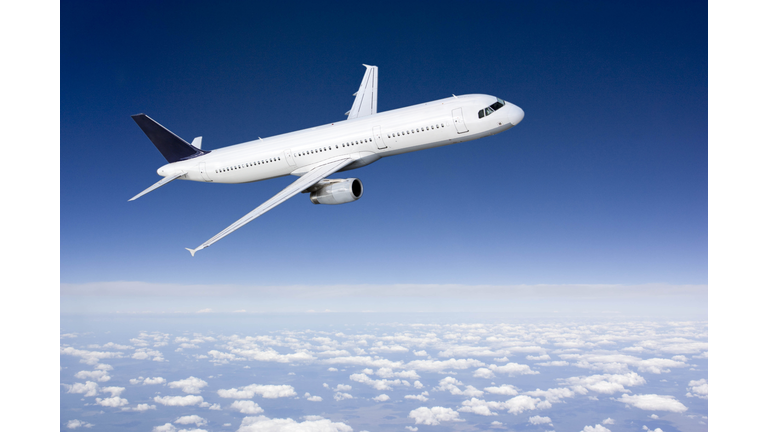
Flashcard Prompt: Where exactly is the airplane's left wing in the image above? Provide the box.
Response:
[185,157,354,256]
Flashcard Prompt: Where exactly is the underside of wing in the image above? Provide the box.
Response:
[346,64,378,120]
[186,157,354,256]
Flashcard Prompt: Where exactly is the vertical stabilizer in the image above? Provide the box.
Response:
[132,114,209,163]
[346,65,378,119]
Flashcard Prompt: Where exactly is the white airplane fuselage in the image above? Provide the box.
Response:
[157,94,524,184]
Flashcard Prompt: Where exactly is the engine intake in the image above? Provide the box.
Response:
[310,178,363,205]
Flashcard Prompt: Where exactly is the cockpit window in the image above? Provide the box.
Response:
[478,98,506,118]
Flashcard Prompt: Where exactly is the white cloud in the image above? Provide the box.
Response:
[132,348,165,362]
[536,361,569,366]
[529,415,552,425]
[458,395,544,416]
[101,342,133,350]
[66,419,94,429]
[404,390,429,401]
[408,407,463,425]
[582,424,611,432]
[95,397,129,407]
[413,381,424,389]
[616,394,688,413]
[643,427,664,432]
[74,370,111,382]
[327,367,338,372]
[217,384,296,399]
[121,404,156,412]
[686,379,708,399]
[433,377,483,397]
[413,350,428,357]
[208,403,221,410]
[488,362,538,376]
[561,353,686,374]
[334,392,353,401]
[168,376,208,394]
[175,415,207,427]
[483,384,519,396]
[95,364,114,371]
[373,394,390,402]
[405,427,418,432]
[375,368,420,379]
[603,418,615,424]
[153,395,205,406]
[523,387,575,403]
[307,395,323,402]
[350,373,406,391]
[473,368,495,379]
[562,372,646,394]
[144,377,166,385]
[237,415,353,432]
[527,354,551,361]
[60,347,123,365]
[406,358,485,372]
[334,384,352,392]
[232,400,264,414]
[100,386,125,397]
[64,381,100,397]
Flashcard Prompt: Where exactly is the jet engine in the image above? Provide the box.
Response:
[309,178,363,205]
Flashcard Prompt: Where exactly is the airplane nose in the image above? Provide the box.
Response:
[508,104,525,126]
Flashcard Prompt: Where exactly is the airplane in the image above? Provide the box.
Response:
[130,65,525,256]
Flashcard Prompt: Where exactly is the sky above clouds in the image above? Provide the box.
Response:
[59,0,707,288]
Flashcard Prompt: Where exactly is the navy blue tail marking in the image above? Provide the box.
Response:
[132,114,209,163]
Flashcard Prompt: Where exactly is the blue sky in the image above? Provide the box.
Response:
[60,0,707,289]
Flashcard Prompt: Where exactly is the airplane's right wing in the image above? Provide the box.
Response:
[346,64,378,119]
[185,156,354,256]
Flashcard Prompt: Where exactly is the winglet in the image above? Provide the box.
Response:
[185,247,198,257]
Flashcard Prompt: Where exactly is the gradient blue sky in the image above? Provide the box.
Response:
[60,0,707,288]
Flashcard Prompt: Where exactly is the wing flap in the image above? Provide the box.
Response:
[186,157,354,256]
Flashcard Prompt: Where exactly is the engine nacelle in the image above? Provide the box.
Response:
[310,178,363,205]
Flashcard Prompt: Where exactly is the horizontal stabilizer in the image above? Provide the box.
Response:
[129,171,186,201]
[132,114,208,163]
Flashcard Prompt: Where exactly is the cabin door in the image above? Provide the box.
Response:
[452,108,469,134]
[373,126,387,149]
[198,162,212,182]
[284,150,296,166]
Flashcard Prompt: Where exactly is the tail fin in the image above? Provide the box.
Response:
[132,114,209,163]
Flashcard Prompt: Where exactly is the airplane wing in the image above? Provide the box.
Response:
[185,157,354,256]
[346,64,378,119]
